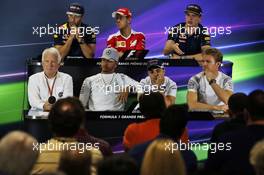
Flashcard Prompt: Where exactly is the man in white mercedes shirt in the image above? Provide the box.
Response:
[140,59,177,107]
[79,47,140,111]
[28,47,73,111]
[187,47,233,112]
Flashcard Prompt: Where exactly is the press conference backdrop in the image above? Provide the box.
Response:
[0,0,264,123]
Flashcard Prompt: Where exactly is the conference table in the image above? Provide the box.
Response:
[22,110,228,145]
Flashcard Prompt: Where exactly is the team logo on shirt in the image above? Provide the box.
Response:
[187,80,197,89]
[106,49,112,55]
[204,37,211,41]
[179,34,187,39]
[58,92,63,97]
[130,40,137,47]
[116,41,126,47]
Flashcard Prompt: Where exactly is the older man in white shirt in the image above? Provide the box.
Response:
[28,47,73,111]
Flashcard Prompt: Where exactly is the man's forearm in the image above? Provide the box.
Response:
[80,44,95,58]
[56,38,73,60]
[188,101,218,111]
[211,84,232,104]
[165,96,176,107]
[163,42,175,55]
[163,46,172,55]
[188,53,202,60]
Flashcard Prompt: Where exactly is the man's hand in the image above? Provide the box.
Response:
[173,43,184,55]
[151,69,165,85]
[155,70,165,87]
[43,101,52,111]
[76,28,85,44]
[117,87,129,103]
[204,70,217,82]
[215,105,229,112]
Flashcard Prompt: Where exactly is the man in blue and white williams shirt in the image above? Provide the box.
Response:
[140,59,177,106]
[28,47,73,111]
[79,48,140,111]
[187,48,233,112]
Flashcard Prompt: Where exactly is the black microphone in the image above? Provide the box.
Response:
[48,96,56,104]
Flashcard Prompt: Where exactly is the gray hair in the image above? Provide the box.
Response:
[0,131,39,175]
[42,47,62,64]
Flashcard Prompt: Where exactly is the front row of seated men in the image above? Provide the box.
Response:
[28,47,233,112]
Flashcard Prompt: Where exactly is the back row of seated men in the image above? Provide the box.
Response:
[54,3,210,61]
[28,46,233,112]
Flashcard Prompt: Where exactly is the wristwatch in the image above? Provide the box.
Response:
[209,79,216,85]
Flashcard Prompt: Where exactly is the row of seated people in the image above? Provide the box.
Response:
[28,46,233,113]
[0,89,264,175]
[54,3,210,61]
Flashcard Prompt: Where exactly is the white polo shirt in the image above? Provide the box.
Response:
[28,71,73,110]
[187,71,233,106]
[79,73,140,111]
[140,76,177,97]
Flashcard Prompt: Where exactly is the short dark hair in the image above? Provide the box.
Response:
[160,104,188,140]
[58,149,91,175]
[203,47,223,63]
[48,97,84,137]
[248,89,264,121]
[139,92,166,119]
[228,93,248,114]
[98,154,138,175]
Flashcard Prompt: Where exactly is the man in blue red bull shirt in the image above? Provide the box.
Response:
[53,3,96,60]
[163,4,211,61]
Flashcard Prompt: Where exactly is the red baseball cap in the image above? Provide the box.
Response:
[112,8,132,18]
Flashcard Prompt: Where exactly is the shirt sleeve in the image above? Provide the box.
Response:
[79,79,91,109]
[122,75,140,87]
[135,33,145,50]
[139,78,147,94]
[187,76,199,92]
[223,77,233,92]
[201,28,211,46]
[107,35,116,48]
[167,25,179,42]
[28,76,45,110]
[166,78,177,97]
[123,124,137,150]
[53,33,64,46]
[123,74,141,93]
[63,75,73,97]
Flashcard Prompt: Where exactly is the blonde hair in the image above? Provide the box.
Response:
[0,131,39,175]
[42,47,62,64]
[250,140,264,175]
[141,139,186,175]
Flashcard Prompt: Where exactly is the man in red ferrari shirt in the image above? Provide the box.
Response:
[107,8,145,57]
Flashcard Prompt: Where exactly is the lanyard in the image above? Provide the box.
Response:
[45,75,57,97]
